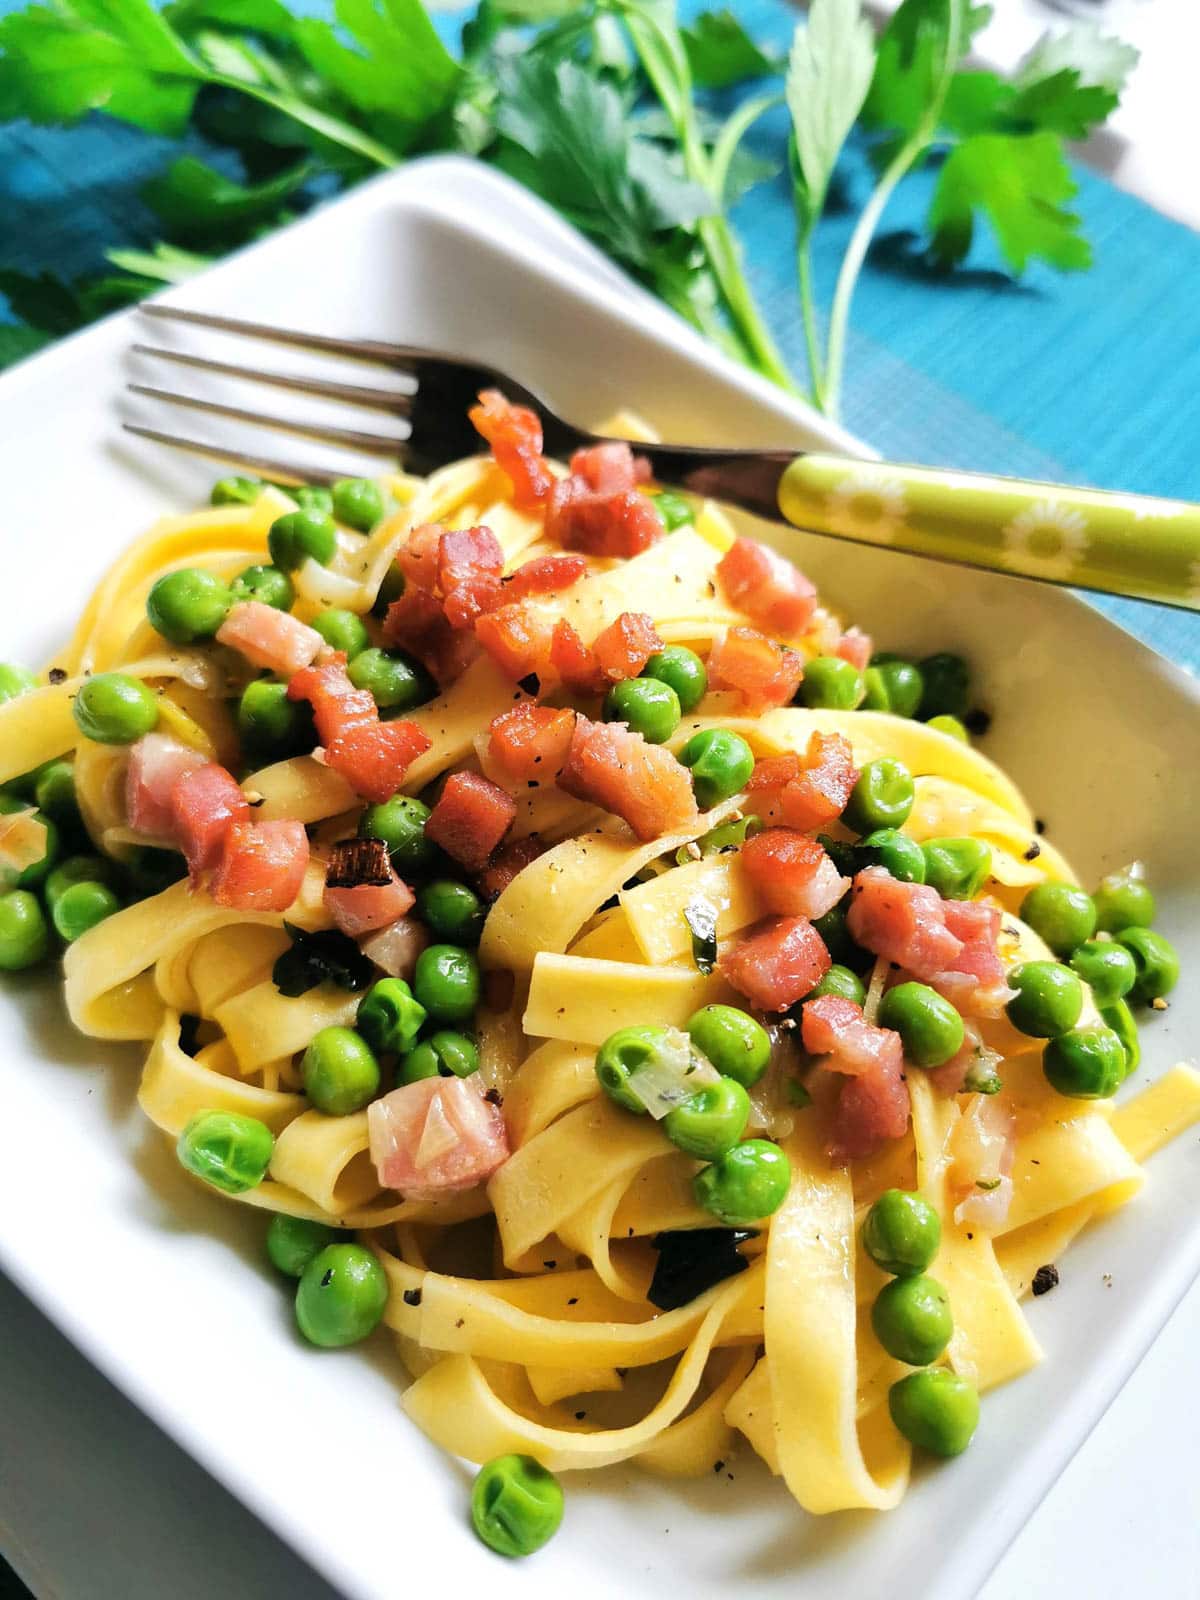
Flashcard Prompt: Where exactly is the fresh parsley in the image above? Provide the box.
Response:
[0,0,1136,416]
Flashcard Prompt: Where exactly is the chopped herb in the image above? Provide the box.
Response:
[964,1057,1002,1095]
[272,922,374,998]
[647,1228,755,1311]
[677,813,761,867]
[975,1176,1001,1191]
[1031,1263,1060,1297]
[785,1077,813,1108]
[683,894,719,974]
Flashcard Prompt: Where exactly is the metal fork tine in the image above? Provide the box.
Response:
[131,345,413,415]
[122,424,348,486]
[140,305,422,373]
[127,385,408,456]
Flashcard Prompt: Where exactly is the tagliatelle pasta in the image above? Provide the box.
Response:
[3,398,1198,1545]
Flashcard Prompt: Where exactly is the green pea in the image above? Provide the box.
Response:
[877,982,965,1067]
[863,654,923,718]
[686,1004,771,1088]
[356,977,426,1057]
[888,1369,979,1457]
[805,963,867,1006]
[681,814,760,863]
[332,477,386,532]
[237,679,315,764]
[348,646,434,713]
[311,608,370,659]
[396,1042,441,1083]
[176,1110,273,1195]
[267,508,337,572]
[1042,1024,1125,1099]
[871,1273,953,1365]
[413,943,480,1025]
[1093,868,1155,934]
[694,1139,791,1226]
[52,879,120,942]
[294,1242,388,1348]
[917,652,970,721]
[414,1029,479,1078]
[678,728,755,810]
[15,812,59,890]
[1020,883,1097,958]
[1004,961,1083,1038]
[471,1454,564,1558]
[230,564,294,611]
[266,1214,342,1277]
[72,673,159,745]
[360,794,434,874]
[0,663,39,705]
[796,655,865,710]
[858,827,926,884]
[45,854,114,910]
[415,879,485,944]
[1115,926,1179,1003]
[926,714,968,743]
[145,568,233,644]
[813,896,872,972]
[921,837,991,900]
[649,490,694,531]
[641,646,707,714]
[843,757,914,835]
[603,676,681,744]
[372,561,405,618]
[1100,999,1140,1079]
[663,1075,751,1161]
[293,485,333,516]
[594,1024,675,1113]
[862,1189,941,1277]
[1069,941,1135,1006]
[211,474,262,506]
[0,890,50,970]
[33,761,80,832]
[301,1026,380,1115]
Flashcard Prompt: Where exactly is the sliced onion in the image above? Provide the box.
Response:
[361,915,428,978]
[294,555,366,609]
[0,807,46,874]
[954,1174,1013,1231]
[863,954,890,1025]
[625,1027,721,1119]
[746,1024,801,1140]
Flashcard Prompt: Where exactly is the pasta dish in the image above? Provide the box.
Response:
[0,394,1195,1557]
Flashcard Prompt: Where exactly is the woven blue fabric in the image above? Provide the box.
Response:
[1,0,1196,668]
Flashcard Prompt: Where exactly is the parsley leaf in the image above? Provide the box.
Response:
[294,0,462,148]
[861,0,987,138]
[787,0,875,231]
[0,0,203,134]
[682,9,777,90]
[928,130,1090,273]
[494,55,712,274]
[142,155,312,242]
[1016,21,1138,97]
[272,922,374,998]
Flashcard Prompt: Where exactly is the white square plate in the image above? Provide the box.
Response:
[1,157,1197,1600]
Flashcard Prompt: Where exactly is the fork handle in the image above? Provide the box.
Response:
[777,454,1200,611]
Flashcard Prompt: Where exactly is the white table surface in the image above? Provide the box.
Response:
[2,1264,1197,1598]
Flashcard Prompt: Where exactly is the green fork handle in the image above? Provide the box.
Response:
[778,455,1200,611]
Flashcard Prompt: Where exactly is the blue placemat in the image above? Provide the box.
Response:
[1,0,1197,671]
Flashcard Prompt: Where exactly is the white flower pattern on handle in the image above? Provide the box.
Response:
[823,470,909,545]
[1001,499,1089,580]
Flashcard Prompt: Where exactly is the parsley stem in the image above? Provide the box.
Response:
[822,4,963,420]
[210,78,402,171]
[796,237,826,409]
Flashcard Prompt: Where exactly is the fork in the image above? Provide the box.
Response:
[126,305,1200,613]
